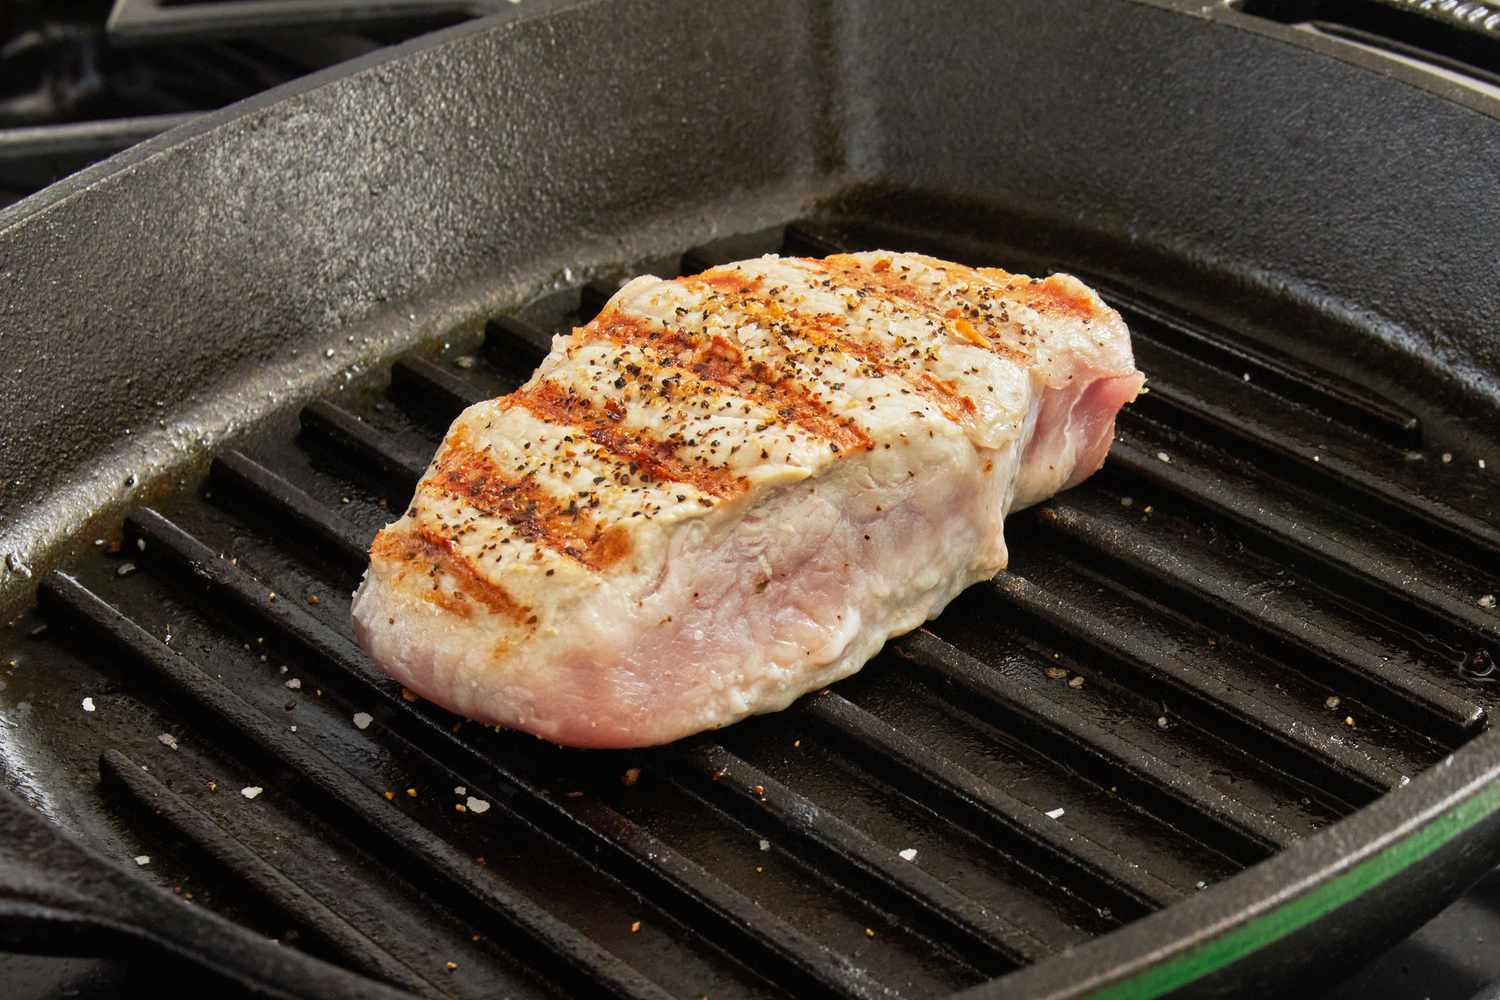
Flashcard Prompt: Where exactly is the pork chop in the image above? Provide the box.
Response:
[351,251,1144,747]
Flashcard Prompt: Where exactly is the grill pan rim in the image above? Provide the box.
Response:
[971,728,1500,999]
[1,1,1499,996]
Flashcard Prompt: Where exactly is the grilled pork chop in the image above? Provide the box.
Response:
[352,252,1143,747]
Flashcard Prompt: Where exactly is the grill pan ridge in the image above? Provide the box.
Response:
[4,2,1500,998]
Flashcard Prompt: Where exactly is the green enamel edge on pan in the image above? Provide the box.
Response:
[1090,776,1500,1000]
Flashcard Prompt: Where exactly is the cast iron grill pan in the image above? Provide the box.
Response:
[5,214,1500,998]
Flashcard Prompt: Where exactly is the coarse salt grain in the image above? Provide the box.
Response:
[157,733,178,751]
[1479,594,1496,609]
[1045,807,1066,820]
[758,839,770,852]
[353,712,373,730]
[1156,451,1171,464]
[454,786,466,796]
[898,848,918,862]
[241,786,263,799]
[466,797,490,815]
[134,855,151,866]
[82,697,95,712]
[1442,452,1454,464]
[284,678,302,690]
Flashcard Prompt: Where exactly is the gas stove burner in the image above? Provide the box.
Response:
[105,0,499,44]
[0,0,494,206]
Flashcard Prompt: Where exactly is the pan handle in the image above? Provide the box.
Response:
[0,786,413,999]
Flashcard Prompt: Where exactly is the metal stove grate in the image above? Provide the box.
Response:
[22,219,1500,997]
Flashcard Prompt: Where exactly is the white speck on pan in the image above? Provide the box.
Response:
[466,797,491,814]
[241,786,264,800]
[284,678,302,690]
[157,733,178,751]
[1045,807,1065,820]
[81,697,95,713]
[454,786,466,795]
[353,712,373,730]
[1156,451,1171,464]
[898,848,918,862]
[758,839,770,852]
[134,855,151,866]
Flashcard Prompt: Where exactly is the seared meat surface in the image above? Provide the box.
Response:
[353,252,1143,747]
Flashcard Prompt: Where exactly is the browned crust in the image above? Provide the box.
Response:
[811,254,1033,363]
[513,380,748,498]
[1019,274,1101,321]
[582,309,872,454]
[422,430,634,571]
[371,524,529,622]
[680,271,976,426]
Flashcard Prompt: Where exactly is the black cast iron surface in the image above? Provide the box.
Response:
[3,1,1500,997]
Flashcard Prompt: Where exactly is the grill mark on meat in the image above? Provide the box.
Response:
[423,430,633,571]
[511,380,747,498]
[371,524,529,622]
[583,309,872,454]
[680,273,974,425]
[810,254,1033,363]
[680,271,765,296]
[1016,275,1100,321]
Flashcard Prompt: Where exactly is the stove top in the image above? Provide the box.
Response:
[2,3,1498,998]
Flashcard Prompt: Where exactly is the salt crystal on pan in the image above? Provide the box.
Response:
[157,733,178,751]
[1156,451,1171,464]
[1479,594,1496,609]
[1045,807,1066,820]
[353,712,373,730]
[284,678,302,690]
[898,848,918,862]
[758,839,771,852]
[134,855,151,866]
[81,697,96,713]
[454,786,467,796]
[465,797,490,815]
[241,786,263,800]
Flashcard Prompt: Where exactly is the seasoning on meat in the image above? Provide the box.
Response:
[353,251,1144,747]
